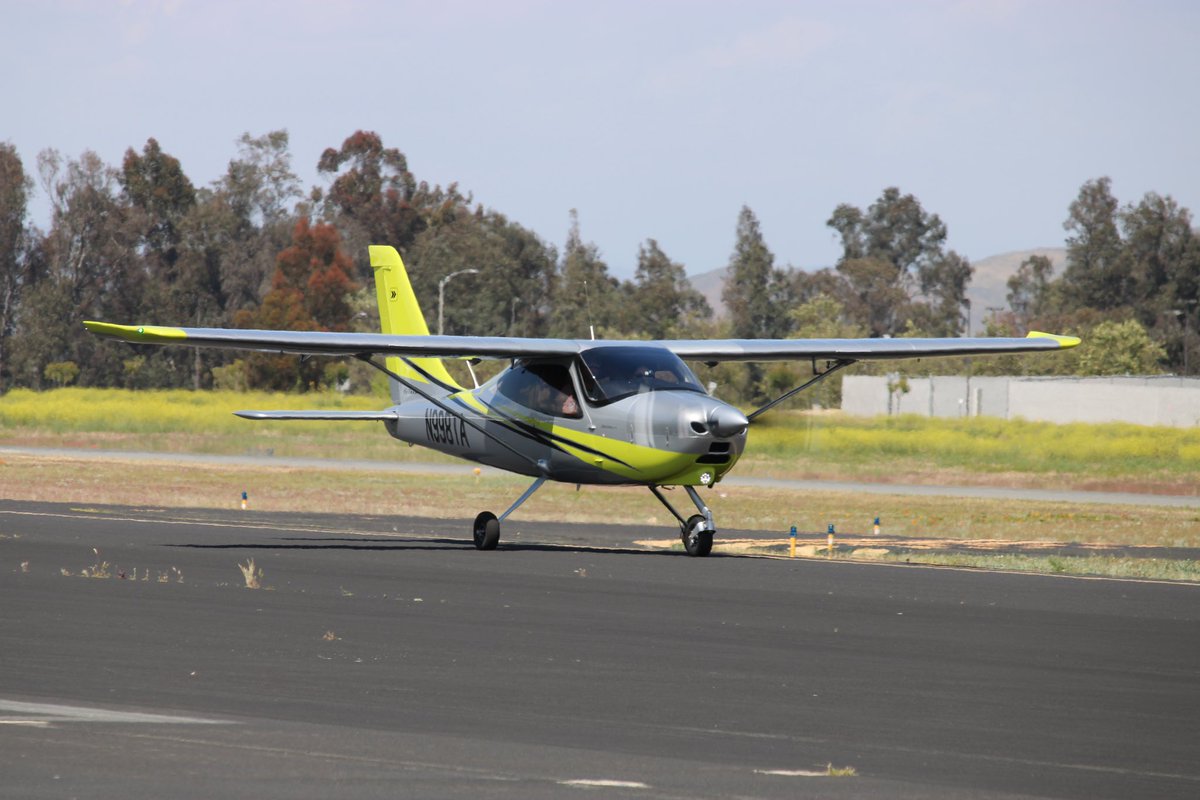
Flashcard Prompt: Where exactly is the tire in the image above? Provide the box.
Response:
[682,514,714,557]
[473,511,500,550]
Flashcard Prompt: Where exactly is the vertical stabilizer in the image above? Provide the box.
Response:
[368,245,461,400]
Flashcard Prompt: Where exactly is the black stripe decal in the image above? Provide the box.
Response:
[460,398,643,472]
[447,396,577,461]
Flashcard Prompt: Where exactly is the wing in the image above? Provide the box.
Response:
[233,410,399,421]
[83,322,582,359]
[84,322,1079,363]
[658,331,1081,361]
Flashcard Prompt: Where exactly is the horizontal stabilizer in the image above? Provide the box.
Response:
[234,410,398,421]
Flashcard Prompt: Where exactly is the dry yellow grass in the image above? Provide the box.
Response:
[2,452,1197,548]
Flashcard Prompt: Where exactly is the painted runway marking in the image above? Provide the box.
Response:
[0,699,231,726]
[559,779,650,789]
[754,769,829,777]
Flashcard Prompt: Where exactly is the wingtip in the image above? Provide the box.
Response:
[83,321,188,342]
[1026,331,1082,349]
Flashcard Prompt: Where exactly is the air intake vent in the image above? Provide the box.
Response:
[697,441,732,464]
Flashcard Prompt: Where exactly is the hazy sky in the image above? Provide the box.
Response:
[4,0,1198,277]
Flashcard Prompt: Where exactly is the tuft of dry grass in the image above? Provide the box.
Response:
[238,558,262,589]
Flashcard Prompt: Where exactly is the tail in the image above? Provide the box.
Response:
[368,245,462,402]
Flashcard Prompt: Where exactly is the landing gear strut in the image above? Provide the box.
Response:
[650,484,716,557]
[473,476,546,551]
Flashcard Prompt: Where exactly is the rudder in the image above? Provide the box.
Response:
[368,245,462,400]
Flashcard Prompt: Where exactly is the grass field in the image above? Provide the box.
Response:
[3,387,1199,492]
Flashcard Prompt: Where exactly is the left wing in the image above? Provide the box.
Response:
[84,322,1080,363]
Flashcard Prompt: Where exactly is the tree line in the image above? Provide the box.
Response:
[0,130,1196,406]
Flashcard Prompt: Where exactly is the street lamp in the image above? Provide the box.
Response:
[438,268,479,335]
[1172,299,1198,376]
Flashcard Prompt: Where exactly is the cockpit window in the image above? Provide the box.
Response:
[577,346,706,406]
[495,361,582,418]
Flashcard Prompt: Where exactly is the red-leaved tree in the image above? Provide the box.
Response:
[236,218,358,390]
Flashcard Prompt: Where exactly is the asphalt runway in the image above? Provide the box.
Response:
[1,500,1198,799]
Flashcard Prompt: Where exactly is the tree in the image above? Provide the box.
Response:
[548,211,621,338]
[721,206,794,401]
[625,239,711,338]
[785,294,866,408]
[317,130,429,279]
[0,143,33,388]
[10,149,142,388]
[835,256,911,338]
[235,218,358,390]
[1075,319,1165,376]
[43,360,79,387]
[224,130,302,228]
[405,208,556,340]
[913,249,973,336]
[120,138,206,386]
[1119,192,1200,326]
[723,206,790,340]
[827,187,970,336]
[120,138,196,262]
[216,130,303,316]
[1061,177,1126,311]
[1006,254,1054,330]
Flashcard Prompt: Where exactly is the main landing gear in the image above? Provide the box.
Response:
[473,478,717,557]
[650,485,716,557]
[472,476,546,551]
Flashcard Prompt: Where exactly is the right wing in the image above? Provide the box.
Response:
[84,322,1080,363]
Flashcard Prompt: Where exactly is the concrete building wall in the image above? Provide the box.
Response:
[841,375,1200,427]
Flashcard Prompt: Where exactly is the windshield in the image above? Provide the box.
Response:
[577,346,706,406]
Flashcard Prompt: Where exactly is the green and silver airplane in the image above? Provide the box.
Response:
[86,245,1079,556]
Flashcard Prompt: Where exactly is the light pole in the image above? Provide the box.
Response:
[1173,299,1198,376]
[438,268,479,335]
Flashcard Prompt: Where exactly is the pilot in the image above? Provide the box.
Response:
[550,374,580,417]
[561,391,580,417]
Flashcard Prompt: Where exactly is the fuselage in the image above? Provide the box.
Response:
[384,346,748,487]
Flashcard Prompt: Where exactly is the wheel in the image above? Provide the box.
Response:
[473,511,500,550]
[681,514,714,557]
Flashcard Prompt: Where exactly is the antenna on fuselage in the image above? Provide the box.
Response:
[584,279,596,340]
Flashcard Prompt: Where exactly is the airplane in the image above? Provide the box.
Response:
[86,245,1080,556]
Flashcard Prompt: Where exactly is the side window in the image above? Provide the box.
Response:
[496,362,582,419]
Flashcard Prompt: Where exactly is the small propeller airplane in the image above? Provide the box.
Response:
[86,245,1080,556]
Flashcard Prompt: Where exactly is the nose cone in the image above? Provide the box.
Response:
[708,405,749,438]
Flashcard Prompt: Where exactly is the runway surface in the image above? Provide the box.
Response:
[1,499,1198,799]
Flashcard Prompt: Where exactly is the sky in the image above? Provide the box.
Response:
[3,0,1199,279]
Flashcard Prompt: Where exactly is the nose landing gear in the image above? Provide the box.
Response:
[650,484,716,557]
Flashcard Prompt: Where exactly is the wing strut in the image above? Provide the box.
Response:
[356,354,545,474]
[747,359,856,423]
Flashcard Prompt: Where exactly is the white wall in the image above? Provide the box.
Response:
[841,375,1200,427]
